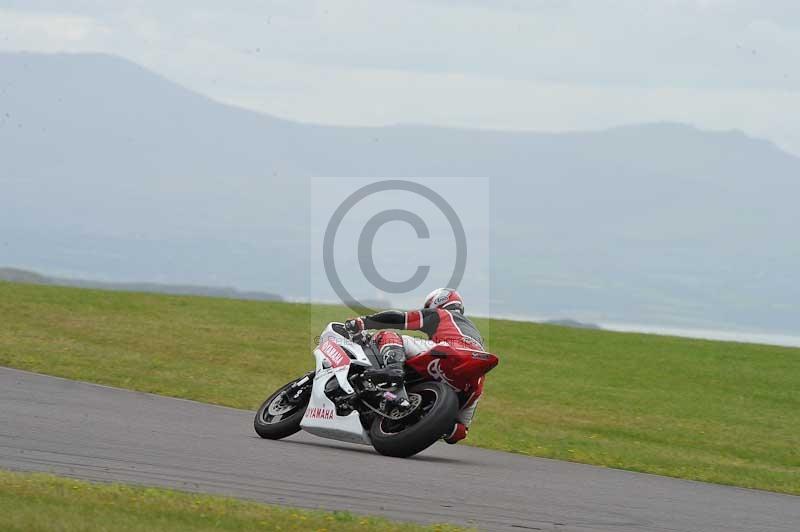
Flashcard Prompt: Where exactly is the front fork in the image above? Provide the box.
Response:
[283,372,314,404]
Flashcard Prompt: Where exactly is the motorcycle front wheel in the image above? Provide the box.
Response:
[369,381,458,458]
[254,373,313,440]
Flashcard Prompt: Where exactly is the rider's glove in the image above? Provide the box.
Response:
[344,318,365,336]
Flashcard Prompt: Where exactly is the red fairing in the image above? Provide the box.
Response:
[319,339,350,368]
[405,343,499,398]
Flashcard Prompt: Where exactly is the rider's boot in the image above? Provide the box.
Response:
[361,365,405,390]
[445,393,481,444]
[361,331,407,390]
[445,423,468,444]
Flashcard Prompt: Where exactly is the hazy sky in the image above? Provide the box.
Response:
[2,1,799,154]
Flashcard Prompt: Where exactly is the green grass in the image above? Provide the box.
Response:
[0,469,466,532]
[1,281,798,495]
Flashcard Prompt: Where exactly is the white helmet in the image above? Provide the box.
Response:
[423,288,464,314]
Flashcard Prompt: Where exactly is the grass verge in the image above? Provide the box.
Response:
[1,281,798,494]
[0,469,466,532]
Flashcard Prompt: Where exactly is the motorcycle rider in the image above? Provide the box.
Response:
[345,288,485,445]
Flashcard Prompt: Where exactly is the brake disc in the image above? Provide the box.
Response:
[267,394,295,416]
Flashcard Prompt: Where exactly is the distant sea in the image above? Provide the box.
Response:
[489,312,800,348]
[599,322,800,349]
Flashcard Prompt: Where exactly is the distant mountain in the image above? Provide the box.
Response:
[543,319,601,330]
[1,52,798,333]
[0,267,282,302]
[0,267,49,284]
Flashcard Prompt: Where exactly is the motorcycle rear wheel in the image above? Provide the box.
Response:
[254,374,312,440]
[369,381,458,458]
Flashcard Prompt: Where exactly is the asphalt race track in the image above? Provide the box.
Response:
[1,367,797,531]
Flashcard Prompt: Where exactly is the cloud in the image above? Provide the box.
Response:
[0,8,109,49]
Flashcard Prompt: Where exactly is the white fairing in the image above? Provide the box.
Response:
[299,323,373,445]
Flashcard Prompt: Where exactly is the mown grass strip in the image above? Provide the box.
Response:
[0,469,468,532]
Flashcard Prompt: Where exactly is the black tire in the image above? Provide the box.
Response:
[254,374,312,440]
[369,381,458,458]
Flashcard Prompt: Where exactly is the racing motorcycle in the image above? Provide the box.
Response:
[254,322,499,458]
